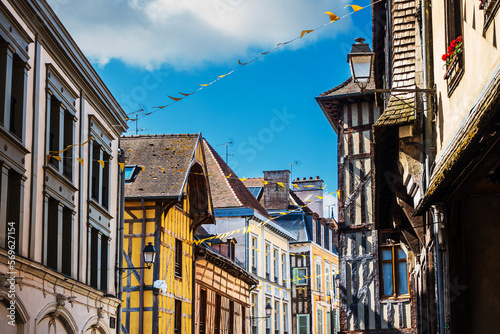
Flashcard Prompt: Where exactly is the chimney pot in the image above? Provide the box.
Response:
[316,176,320,179]
[309,177,313,180]
[302,177,306,180]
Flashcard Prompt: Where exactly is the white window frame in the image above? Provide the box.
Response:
[312,220,316,243]
[273,247,279,283]
[265,242,271,280]
[315,259,322,292]
[321,225,325,247]
[281,252,287,286]
[317,309,324,334]
[293,267,308,285]
[274,300,280,333]
[283,302,288,333]
[325,262,331,291]
[251,235,258,274]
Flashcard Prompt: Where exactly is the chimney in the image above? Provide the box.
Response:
[263,170,290,210]
[292,176,324,215]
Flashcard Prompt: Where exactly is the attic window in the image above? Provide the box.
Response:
[248,187,263,199]
[124,165,140,183]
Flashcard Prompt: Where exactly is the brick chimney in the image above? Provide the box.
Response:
[263,170,290,210]
[292,176,324,215]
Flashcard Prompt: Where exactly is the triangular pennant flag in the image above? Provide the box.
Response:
[324,11,340,22]
[52,155,61,161]
[293,184,300,189]
[77,158,84,166]
[197,83,210,87]
[260,180,268,185]
[305,185,314,188]
[119,163,124,172]
[261,51,270,55]
[277,182,285,188]
[239,177,246,181]
[345,4,363,12]
[279,212,288,215]
[168,95,183,101]
[238,60,247,65]
[322,184,327,189]
[337,190,340,198]
[141,166,146,172]
[97,160,105,168]
[179,92,194,96]
[301,30,313,38]
[80,138,91,147]
[316,196,324,199]
[226,173,232,178]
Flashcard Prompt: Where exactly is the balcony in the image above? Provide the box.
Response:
[480,0,500,31]
[444,53,464,95]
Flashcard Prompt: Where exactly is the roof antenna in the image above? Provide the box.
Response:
[217,138,234,164]
[283,160,301,182]
[127,106,147,135]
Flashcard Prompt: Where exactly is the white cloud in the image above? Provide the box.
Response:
[48,0,353,69]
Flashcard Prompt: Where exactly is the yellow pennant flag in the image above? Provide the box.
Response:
[293,184,300,189]
[77,158,84,166]
[197,83,210,87]
[80,138,91,147]
[305,185,314,188]
[255,249,260,252]
[260,180,268,185]
[119,163,124,172]
[226,173,232,178]
[52,155,61,161]
[345,4,363,12]
[301,254,306,258]
[324,11,339,22]
[277,182,285,188]
[322,184,327,189]
[168,95,183,101]
[337,190,341,198]
[141,166,146,172]
[300,30,313,38]
[97,160,105,168]
[317,196,324,199]
[279,212,288,215]
[239,177,246,181]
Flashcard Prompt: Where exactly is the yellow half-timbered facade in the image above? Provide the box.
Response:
[121,134,214,334]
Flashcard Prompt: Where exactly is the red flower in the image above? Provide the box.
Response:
[442,53,448,61]
[450,40,457,48]
[447,45,454,53]
[456,36,462,43]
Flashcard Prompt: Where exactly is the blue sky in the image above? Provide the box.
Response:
[50,0,374,218]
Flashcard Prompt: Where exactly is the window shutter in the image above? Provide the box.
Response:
[292,268,298,284]
[298,315,308,334]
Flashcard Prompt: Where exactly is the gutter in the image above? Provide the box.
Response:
[116,146,126,334]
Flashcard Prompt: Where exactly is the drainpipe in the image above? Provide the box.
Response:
[420,1,446,333]
[116,146,126,334]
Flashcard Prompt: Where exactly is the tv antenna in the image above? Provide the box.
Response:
[283,160,301,181]
[217,138,234,164]
[127,106,147,135]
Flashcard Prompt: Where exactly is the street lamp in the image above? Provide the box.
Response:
[117,242,157,272]
[347,37,374,89]
[347,37,435,95]
[250,303,273,320]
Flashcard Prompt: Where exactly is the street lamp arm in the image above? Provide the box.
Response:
[116,265,153,273]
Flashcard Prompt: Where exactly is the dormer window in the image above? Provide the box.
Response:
[124,165,140,183]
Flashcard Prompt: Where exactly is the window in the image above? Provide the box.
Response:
[281,253,286,286]
[274,301,279,334]
[292,268,307,285]
[265,298,271,334]
[3,169,22,252]
[175,239,183,278]
[326,312,331,334]
[380,245,409,297]
[229,301,234,334]
[251,236,258,274]
[282,303,288,334]
[215,295,221,334]
[47,95,75,180]
[124,165,140,183]
[325,263,331,291]
[316,309,323,334]
[200,289,207,334]
[88,225,109,292]
[44,196,75,278]
[0,41,28,143]
[175,299,182,334]
[90,141,110,209]
[297,315,309,334]
[328,229,333,252]
[251,293,258,334]
[242,307,246,334]
[315,260,322,292]
[265,243,270,280]
[312,220,316,243]
[481,0,500,30]
[320,224,324,247]
[273,248,278,282]
[444,0,464,92]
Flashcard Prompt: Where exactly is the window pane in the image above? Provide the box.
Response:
[397,248,407,259]
[398,261,409,294]
[382,263,393,295]
[124,167,134,180]
[381,249,392,260]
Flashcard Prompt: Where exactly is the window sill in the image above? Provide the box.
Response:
[0,125,29,155]
[380,295,411,303]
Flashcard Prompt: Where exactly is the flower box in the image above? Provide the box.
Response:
[444,54,462,80]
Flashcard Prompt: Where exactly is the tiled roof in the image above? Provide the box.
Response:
[375,0,418,127]
[242,177,265,187]
[204,140,271,218]
[272,213,309,241]
[121,134,199,198]
[374,94,415,126]
[319,76,376,97]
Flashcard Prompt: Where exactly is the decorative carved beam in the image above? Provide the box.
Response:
[396,195,425,245]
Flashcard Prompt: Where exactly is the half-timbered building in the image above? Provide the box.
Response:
[193,229,258,334]
[120,134,214,334]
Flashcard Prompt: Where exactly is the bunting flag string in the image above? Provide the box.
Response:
[122,2,379,122]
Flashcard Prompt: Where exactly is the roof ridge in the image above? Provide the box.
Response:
[204,140,243,207]
[121,133,199,138]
